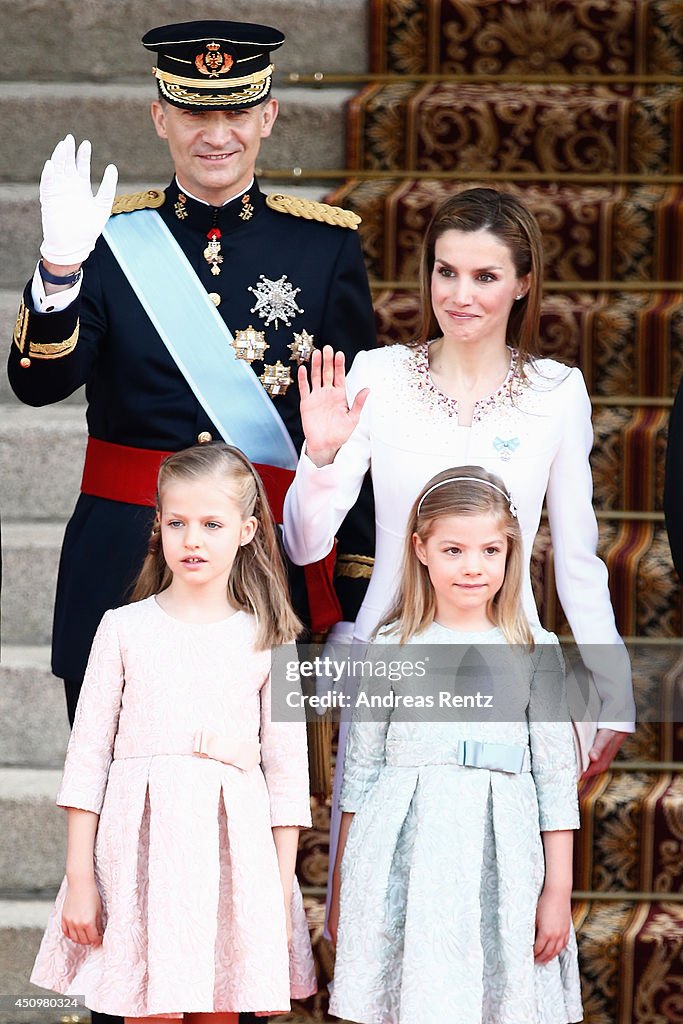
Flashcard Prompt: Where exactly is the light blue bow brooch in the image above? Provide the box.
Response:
[493,436,520,461]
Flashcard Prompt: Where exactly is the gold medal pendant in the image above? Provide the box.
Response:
[289,329,315,364]
[260,361,293,396]
[204,228,223,276]
[232,325,269,362]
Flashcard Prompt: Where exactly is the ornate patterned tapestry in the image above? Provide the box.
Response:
[369,0,683,76]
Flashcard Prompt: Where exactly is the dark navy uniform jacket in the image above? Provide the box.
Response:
[8,180,377,695]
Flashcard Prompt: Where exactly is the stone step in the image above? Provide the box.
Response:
[0,407,86,521]
[0,647,69,769]
[0,181,332,291]
[0,900,59,1024]
[0,83,355,184]
[1,522,63,648]
[0,770,65,894]
[0,0,369,83]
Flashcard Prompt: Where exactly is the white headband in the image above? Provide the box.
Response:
[416,476,518,518]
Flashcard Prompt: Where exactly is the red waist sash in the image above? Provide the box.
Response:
[81,436,341,632]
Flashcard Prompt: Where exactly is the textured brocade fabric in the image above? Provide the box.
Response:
[330,624,582,1024]
[31,598,316,1018]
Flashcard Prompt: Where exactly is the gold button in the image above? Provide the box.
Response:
[208,292,221,307]
[197,431,213,444]
[20,357,31,368]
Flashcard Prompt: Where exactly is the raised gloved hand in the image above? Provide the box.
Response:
[39,135,118,266]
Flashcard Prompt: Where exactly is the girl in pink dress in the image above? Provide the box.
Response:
[31,443,317,1023]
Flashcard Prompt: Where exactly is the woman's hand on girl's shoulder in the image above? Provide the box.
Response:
[533,887,571,964]
[61,878,103,946]
[298,345,369,467]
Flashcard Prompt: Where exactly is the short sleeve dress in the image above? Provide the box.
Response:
[328,623,583,1024]
[30,596,316,1019]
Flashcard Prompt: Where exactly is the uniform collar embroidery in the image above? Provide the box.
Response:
[164,178,266,234]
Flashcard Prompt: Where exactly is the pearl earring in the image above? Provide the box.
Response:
[515,293,524,300]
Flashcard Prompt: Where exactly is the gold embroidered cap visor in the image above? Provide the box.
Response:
[142,19,285,109]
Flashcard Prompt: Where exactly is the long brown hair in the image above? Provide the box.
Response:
[416,187,544,374]
[129,443,301,648]
[376,466,534,648]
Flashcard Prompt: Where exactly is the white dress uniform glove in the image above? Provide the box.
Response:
[39,134,118,265]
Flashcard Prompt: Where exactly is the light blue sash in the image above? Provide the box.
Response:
[102,209,297,470]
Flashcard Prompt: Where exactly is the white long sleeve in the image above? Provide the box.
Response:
[283,349,373,566]
[545,367,635,729]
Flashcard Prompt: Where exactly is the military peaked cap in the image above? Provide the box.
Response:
[142,20,285,109]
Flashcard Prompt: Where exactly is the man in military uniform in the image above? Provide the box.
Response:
[8,20,376,1024]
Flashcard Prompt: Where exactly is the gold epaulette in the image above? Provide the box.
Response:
[266,192,361,229]
[111,188,166,215]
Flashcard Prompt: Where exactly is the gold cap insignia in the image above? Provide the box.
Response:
[195,43,234,78]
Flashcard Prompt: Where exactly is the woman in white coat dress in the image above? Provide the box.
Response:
[282,188,635,935]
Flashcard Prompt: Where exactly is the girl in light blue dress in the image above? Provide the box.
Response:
[328,466,583,1024]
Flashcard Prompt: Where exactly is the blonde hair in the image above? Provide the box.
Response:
[377,466,534,648]
[129,443,301,648]
[415,187,544,380]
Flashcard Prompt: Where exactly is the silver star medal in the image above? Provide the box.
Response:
[248,274,303,329]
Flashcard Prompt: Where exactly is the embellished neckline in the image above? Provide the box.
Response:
[409,343,525,423]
